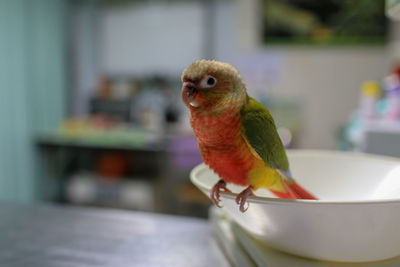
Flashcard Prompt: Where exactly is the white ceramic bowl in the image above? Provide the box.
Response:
[191,150,400,263]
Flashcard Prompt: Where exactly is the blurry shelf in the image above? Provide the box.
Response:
[35,131,206,216]
[35,132,170,211]
[36,130,169,151]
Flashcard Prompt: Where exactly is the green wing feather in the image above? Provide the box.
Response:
[240,96,289,172]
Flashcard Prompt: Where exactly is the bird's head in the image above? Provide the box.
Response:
[181,60,247,111]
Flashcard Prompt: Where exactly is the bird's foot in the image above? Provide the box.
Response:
[210,180,231,208]
[236,186,254,212]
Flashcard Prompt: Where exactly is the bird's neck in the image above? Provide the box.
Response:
[190,104,243,147]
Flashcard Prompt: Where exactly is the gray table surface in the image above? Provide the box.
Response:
[0,203,230,267]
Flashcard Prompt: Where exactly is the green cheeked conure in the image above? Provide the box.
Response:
[181,60,317,212]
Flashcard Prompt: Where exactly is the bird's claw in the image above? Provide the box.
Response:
[235,186,254,213]
[235,195,250,212]
[210,180,231,208]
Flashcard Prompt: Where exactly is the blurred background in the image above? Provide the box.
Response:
[1,0,400,217]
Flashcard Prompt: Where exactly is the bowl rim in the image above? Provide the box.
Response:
[190,149,400,205]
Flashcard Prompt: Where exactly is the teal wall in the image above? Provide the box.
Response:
[0,0,67,202]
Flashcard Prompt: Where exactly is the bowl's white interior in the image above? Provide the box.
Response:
[193,150,400,202]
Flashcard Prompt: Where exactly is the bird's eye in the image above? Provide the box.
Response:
[200,75,217,88]
[207,77,216,86]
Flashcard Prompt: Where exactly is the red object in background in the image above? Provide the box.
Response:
[96,152,130,179]
[391,66,400,80]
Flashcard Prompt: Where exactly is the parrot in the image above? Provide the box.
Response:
[181,60,317,212]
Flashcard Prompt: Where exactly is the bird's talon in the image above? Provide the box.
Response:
[239,201,249,212]
[210,180,230,208]
[236,186,254,212]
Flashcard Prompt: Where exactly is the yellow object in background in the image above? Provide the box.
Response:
[361,81,381,97]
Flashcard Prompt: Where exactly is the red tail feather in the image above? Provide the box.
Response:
[288,181,318,200]
[270,181,317,200]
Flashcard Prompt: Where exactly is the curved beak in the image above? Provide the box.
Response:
[183,82,197,97]
[182,81,200,107]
